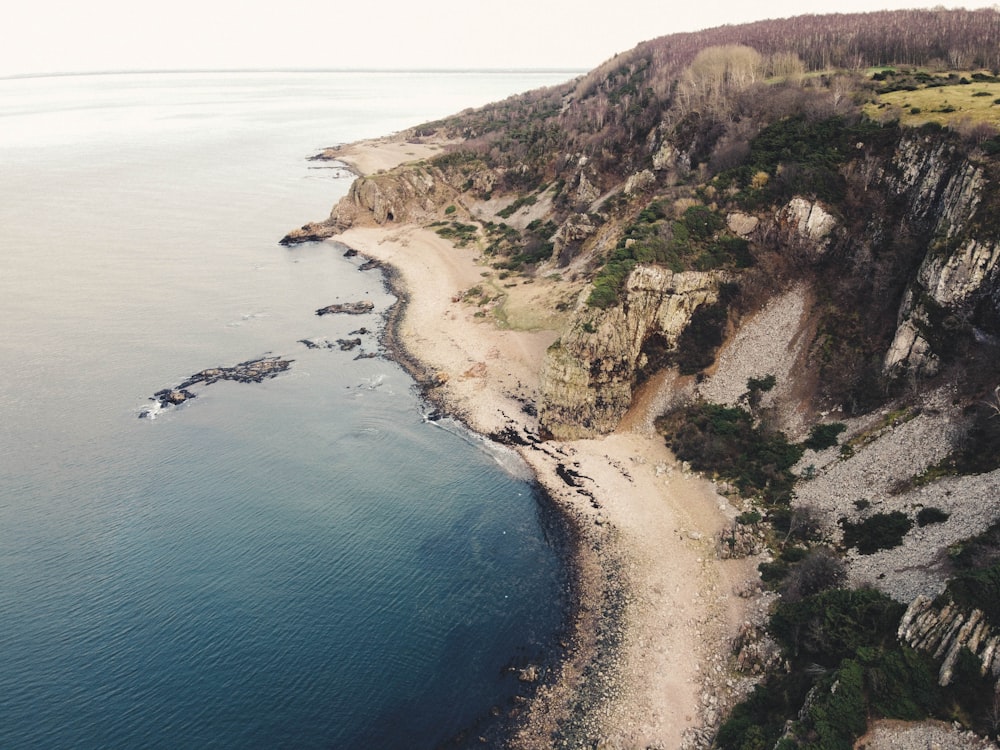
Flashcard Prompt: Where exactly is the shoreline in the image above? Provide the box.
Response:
[365,232,630,747]
[317,137,761,747]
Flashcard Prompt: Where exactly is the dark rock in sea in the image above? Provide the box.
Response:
[359,258,382,271]
[298,338,321,349]
[349,327,370,335]
[316,301,374,316]
[343,247,359,258]
[336,338,363,351]
[354,352,378,360]
[143,356,293,416]
[152,387,196,406]
[279,221,338,246]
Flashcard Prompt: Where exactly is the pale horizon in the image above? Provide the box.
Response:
[3,1,998,80]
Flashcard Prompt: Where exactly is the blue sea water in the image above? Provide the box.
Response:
[0,70,579,748]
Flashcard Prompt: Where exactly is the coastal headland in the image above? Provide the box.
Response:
[325,138,760,748]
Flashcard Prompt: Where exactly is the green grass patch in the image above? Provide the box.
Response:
[866,80,1000,129]
[587,202,749,308]
[431,220,479,247]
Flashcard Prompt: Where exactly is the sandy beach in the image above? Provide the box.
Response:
[312,137,452,176]
[332,141,759,747]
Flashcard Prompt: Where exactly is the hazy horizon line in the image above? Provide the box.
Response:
[1,66,589,82]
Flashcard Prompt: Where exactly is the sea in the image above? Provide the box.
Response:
[0,69,580,749]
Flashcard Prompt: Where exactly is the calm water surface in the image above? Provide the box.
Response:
[0,70,578,748]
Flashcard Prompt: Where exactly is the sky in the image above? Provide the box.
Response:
[2,0,998,78]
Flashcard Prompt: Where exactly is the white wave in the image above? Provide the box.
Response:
[226,311,268,327]
[138,401,162,420]
[425,415,535,481]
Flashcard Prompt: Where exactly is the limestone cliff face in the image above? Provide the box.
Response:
[537,130,1000,437]
[881,137,1000,378]
[330,166,459,230]
[280,163,460,245]
[539,266,728,439]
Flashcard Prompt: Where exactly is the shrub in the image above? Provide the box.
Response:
[658,401,803,503]
[682,204,724,240]
[586,258,636,308]
[496,193,537,219]
[803,659,867,750]
[715,671,814,750]
[862,646,941,720]
[946,562,1000,625]
[779,546,847,601]
[948,519,1000,570]
[586,201,749,308]
[780,546,808,562]
[759,560,790,584]
[804,422,847,451]
[840,511,913,554]
[744,374,777,409]
[916,506,950,527]
[770,587,904,665]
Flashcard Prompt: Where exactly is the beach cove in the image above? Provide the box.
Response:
[327,138,763,747]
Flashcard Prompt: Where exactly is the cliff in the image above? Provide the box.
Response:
[539,266,729,439]
[288,10,1000,746]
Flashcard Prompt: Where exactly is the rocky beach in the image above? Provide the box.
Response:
[317,139,762,748]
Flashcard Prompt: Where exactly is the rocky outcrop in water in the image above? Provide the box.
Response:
[315,301,374,316]
[143,356,293,416]
[279,221,339,246]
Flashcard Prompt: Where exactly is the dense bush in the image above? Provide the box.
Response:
[430,221,479,247]
[586,202,750,308]
[916,506,950,526]
[716,672,814,750]
[945,562,1000,625]
[804,422,847,451]
[943,402,1000,475]
[840,511,913,554]
[743,374,777,409]
[948,519,1000,570]
[718,587,939,750]
[496,193,537,219]
[485,219,557,271]
[770,587,904,665]
[779,546,847,601]
[717,115,891,205]
[658,401,803,503]
[802,659,867,750]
